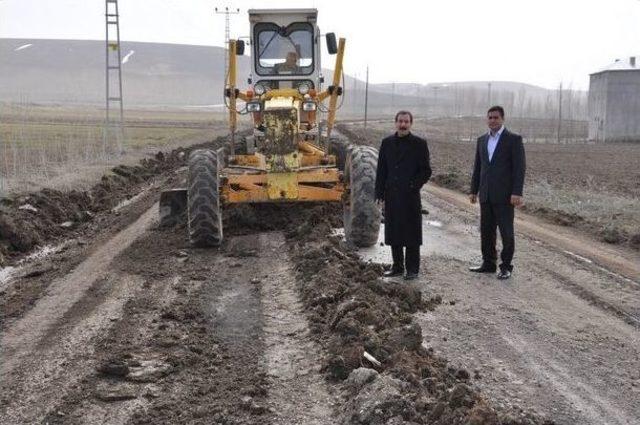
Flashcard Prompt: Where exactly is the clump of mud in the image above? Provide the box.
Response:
[280,205,554,425]
[0,138,228,263]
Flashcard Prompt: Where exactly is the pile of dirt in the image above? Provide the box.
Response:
[280,206,553,425]
[336,124,372,146]
[0,137,231,266]
[336,123,386,149]
[523,205,640,250]
[431,167,470,193]
[522,205,584,227]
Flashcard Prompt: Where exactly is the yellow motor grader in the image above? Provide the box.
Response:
[160,8,379,247]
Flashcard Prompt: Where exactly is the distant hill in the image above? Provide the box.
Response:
[0,38,248,105]
[0,38,587,119]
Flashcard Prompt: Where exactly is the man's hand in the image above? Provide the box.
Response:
[469,194,477,204]
[510,195,524,207]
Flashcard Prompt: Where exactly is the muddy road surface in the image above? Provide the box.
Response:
[1,143,639,424]
[373,189,640,425]
[1,195,339,424]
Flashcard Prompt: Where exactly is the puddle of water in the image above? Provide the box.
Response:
[333,214,478,264]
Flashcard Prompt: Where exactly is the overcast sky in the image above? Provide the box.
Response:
[1,0,639,89]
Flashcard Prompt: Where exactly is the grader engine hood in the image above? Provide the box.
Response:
[261,97,300,157]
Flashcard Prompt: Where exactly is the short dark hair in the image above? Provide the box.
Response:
[395,110,413,123]
[487,105,505,118]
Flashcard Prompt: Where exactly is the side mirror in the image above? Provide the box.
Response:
[325,33,337,55]
[235,40,245,56]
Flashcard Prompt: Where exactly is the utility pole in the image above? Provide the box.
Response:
[364,66,369,130]
[352,72,358,113]
[432,86,439,116]
[215,6,240,78]
[104,0,124,156]
[487,82,492,106]
[557,81,563,143]
[391,81,395,107]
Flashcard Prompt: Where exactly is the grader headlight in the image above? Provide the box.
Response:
[297,82,311,95]
[254,83,267,96]
[302,101,317,111]
[247,101,262,112]
[302,102,318,112]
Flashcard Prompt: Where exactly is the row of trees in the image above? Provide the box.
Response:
[342,81,588,122]
[339,81,588,142]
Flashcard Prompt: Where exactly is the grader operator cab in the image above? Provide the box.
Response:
[160,8,380,247]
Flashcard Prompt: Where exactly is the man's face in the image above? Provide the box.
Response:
[286,52,297,65]
[395,114,412,136]
[487,111,504,132]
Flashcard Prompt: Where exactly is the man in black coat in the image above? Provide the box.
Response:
[469,106,526,280]
[375,110,432,280]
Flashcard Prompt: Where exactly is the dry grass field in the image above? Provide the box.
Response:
[339,118,640,250]
[0,103,229,193]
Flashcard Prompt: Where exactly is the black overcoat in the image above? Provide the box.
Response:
[470,129,526,204]
[375,132,432,246]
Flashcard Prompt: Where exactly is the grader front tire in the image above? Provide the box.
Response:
[188,149,223,247]
[344,146,380,247]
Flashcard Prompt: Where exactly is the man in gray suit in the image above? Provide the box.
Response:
[469,106,526,280]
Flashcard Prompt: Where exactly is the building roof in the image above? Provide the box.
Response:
[591,56,640,75]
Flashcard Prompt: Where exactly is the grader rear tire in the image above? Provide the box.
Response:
[344,146,380,247]
[188,149,223,247]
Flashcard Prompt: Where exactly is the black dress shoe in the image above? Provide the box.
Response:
[497,269,511,280]
[384,269,404,278]
[404,272,418,281]
[469,264,497,273]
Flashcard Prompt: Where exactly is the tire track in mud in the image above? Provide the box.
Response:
[0,205,158,423]
[35,218,338,424]
[32,226,215,425]
[249,232,338,424]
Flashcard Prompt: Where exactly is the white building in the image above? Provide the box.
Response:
[588,56,640,143]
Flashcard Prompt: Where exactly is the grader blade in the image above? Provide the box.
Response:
[159,188,187,227]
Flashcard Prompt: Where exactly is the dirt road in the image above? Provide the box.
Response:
[1,151,639,423]
[0,192,340,423]
[413,189,640,424]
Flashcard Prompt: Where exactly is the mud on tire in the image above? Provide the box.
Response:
[188,149,223,247]
[328,136,352,171]
[343,146,380,247]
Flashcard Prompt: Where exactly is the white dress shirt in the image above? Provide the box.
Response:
[487,125,505,161]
